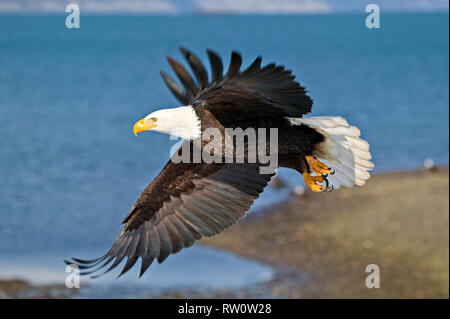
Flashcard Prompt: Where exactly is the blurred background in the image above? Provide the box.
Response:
[0,0,448,298]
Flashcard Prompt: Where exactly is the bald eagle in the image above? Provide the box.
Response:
[66,48,373,278]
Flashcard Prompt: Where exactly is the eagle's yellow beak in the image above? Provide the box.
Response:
[133,118,157,136]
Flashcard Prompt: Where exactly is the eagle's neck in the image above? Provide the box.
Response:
[148,105,201,140]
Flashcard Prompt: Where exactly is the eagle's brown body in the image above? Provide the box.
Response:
[67,48,373,277]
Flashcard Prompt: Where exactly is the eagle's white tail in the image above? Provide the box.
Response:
[287,116,374,189]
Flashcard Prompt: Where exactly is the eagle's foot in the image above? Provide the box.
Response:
[302,171,332,193]
[305,156,333,176]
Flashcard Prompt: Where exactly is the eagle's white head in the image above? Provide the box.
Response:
[133,105,201,140]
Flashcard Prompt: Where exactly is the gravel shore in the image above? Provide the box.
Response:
[2,168,448,298]
[202,167,449,298]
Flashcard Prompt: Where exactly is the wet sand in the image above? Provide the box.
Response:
[202,167,449,298]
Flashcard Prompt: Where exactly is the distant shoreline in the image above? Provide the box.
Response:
[0,11,449,15]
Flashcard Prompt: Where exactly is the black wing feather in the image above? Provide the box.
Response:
[166,56,198,97]
[161,48,313,117]
[207,48,223,84]
[67,160,274,278]
[224,51,242,79]
[241,56,262,76]
[179,47,209,89]
[160,71,191,104]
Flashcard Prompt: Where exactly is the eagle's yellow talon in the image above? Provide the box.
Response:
[306,156,331,176]
[302,172,326,193]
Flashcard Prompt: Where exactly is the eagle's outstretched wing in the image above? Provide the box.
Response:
[66,145,274,278]
[161,47,313,118]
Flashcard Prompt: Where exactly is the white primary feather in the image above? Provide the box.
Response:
[287,116,374,189]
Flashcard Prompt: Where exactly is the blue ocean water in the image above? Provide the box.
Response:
[0,13,448,293]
